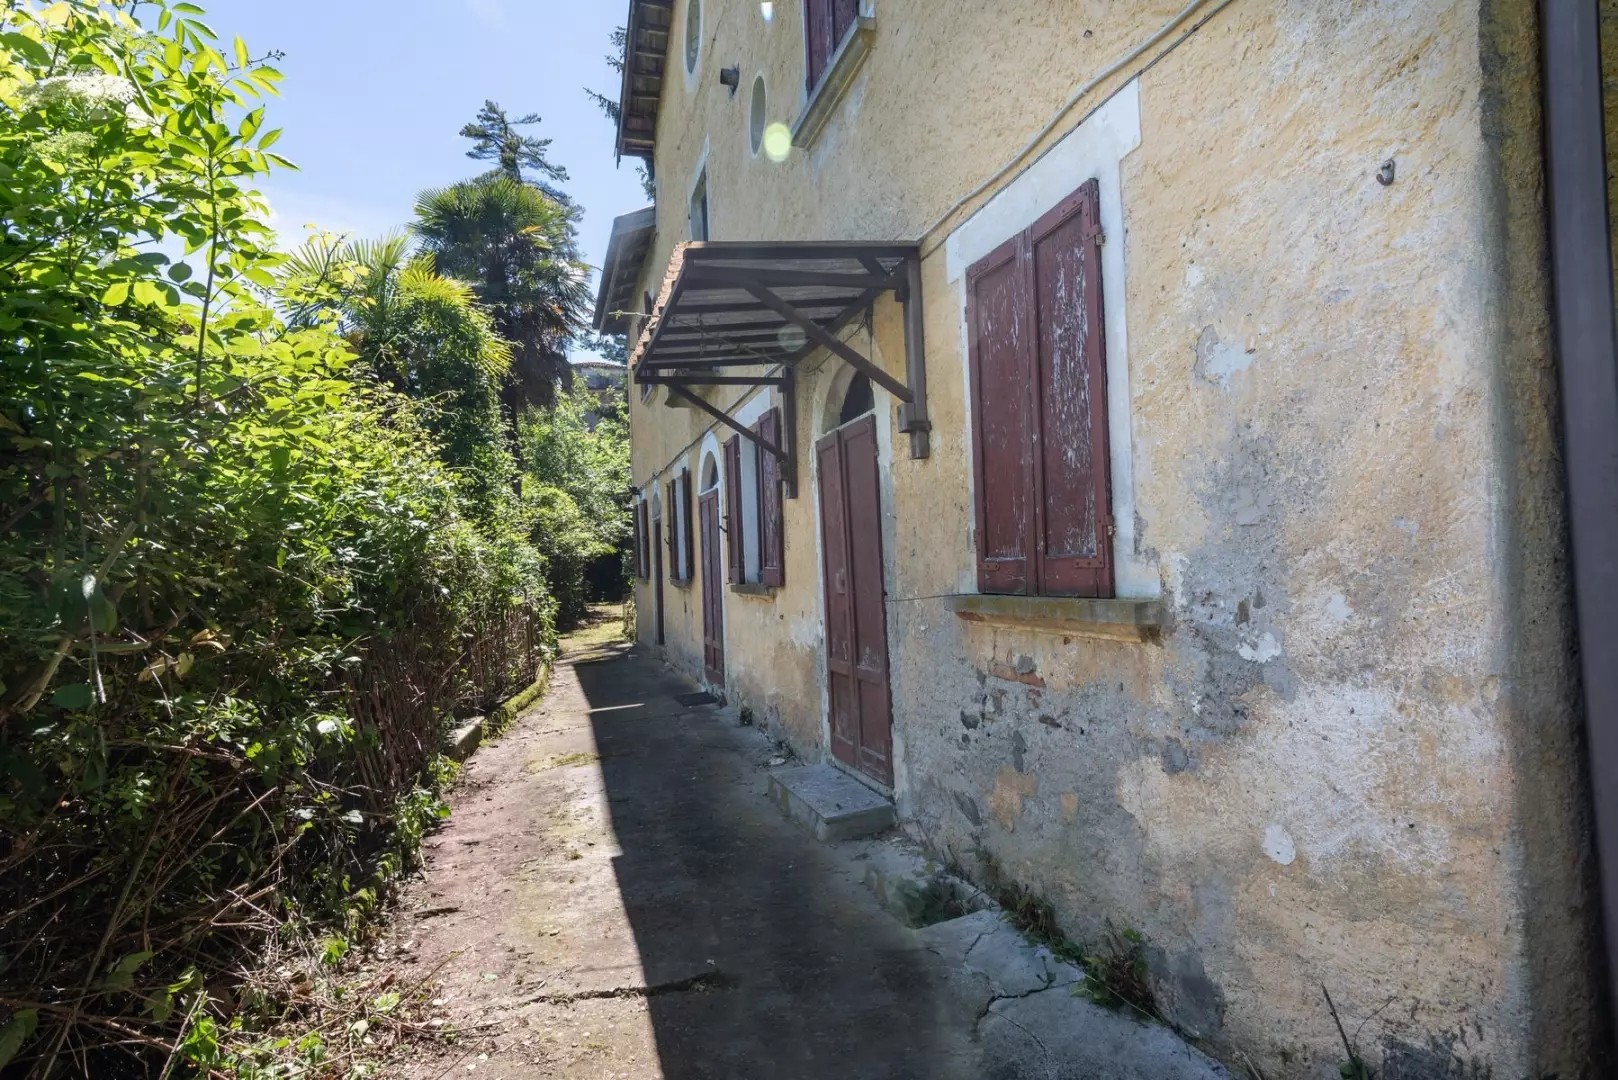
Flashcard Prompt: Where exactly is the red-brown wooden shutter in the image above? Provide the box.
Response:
[805,0,859,91]
[1030,180,1113,597]
[724,435,745,584]
[641,502,649,579]
[757,409,785,587]
[831,0,858,51]
[666,477,679,581]
[635,501,649,579]
[805,0,834,91]
[966,234,1035,595]
[632,501,643,579]
[680,469,694,582]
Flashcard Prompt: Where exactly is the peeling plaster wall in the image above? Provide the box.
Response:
[626,0,1600,1074]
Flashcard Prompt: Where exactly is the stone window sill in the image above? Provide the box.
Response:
[671,577,692,590]
[731,582,779,599]
[950,593,1165,643]
[790,12,877,150]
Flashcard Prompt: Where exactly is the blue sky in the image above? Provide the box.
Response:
[199,0,650,362]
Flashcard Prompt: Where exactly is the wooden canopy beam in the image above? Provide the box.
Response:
[741,283,913,403]
[666,383,792,467]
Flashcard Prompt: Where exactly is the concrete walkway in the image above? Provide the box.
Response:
[382,641,1227,1079]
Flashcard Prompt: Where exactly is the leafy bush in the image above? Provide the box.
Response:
[520,384,631,625]
[0,2,552,1073]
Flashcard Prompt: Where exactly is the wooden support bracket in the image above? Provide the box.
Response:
[740,283,914,403]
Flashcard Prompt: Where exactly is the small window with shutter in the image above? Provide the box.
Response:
[804,0,860,92]
[665,468,694,584]
[719,407,787,591]
[756,408,785,587]
[634,499,650,580]
[724,436,745,584]
[966,179,1114,599]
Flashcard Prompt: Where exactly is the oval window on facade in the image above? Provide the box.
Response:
[749,75,767,155]
[685,0,701,74]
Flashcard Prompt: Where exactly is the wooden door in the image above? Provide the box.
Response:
[653,516,665,646]
[817,416,893,786]
[699,490,725,684]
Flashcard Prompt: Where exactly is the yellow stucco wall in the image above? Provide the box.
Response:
[623,0,1599,1074]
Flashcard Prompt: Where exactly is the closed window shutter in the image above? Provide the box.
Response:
[831,0,859,51]
[666,478,679,581]
[724,435,745,584]
[757,409,785,587]
[637,501,650,579]
[637,502,649,579]
[632,502,643,579]
[680,470,694,582]
[966,234,1035,594]
[1030,180,1113,597]
[805,0,833,90]
[806,0,859,89]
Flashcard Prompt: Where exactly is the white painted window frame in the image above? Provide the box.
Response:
[943,79,1155,600]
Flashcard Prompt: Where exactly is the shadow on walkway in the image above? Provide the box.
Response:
[575,649,974,1080]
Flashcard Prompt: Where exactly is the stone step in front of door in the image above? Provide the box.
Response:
[768,764,896,842]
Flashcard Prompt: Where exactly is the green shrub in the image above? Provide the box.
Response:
[0,3,554,1072]
[519,384,630,625]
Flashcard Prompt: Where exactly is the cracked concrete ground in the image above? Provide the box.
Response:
[376,635,1226,1079]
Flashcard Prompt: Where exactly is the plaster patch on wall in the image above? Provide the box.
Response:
[987,766,1039,831]
[1193,325,1254,390]
[787,614,823,649]
[1249,686,1500,882]
[1237,632,1282,663]
[1263,824,1296,866]
[1324,593,1353,624]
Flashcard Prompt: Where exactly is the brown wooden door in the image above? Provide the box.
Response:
[653,517,665,646]
[699,490,725,684]
[817,416,893,786]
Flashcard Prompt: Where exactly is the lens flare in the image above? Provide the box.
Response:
[777,325,809,352]
[762,123,792,163]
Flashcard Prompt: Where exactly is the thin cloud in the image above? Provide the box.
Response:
[462,0,507,28]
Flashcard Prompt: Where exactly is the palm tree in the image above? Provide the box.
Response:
[411,177,591,413]
[276,231,514,491]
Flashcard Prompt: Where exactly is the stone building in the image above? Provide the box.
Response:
[594,1,1618,1074]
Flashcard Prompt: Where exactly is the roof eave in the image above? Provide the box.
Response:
[592,205,658,334]
[614,0,671,163]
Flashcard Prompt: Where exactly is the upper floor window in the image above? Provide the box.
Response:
[966,179,1114,599]
[804,0,860,91]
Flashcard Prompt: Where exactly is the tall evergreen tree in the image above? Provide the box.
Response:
[460,100,571,204]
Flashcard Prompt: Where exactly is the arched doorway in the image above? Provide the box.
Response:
[838,372,874,427]
[816,368,893,786]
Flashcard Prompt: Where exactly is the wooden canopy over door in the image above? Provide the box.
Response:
[817,415,893,786]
